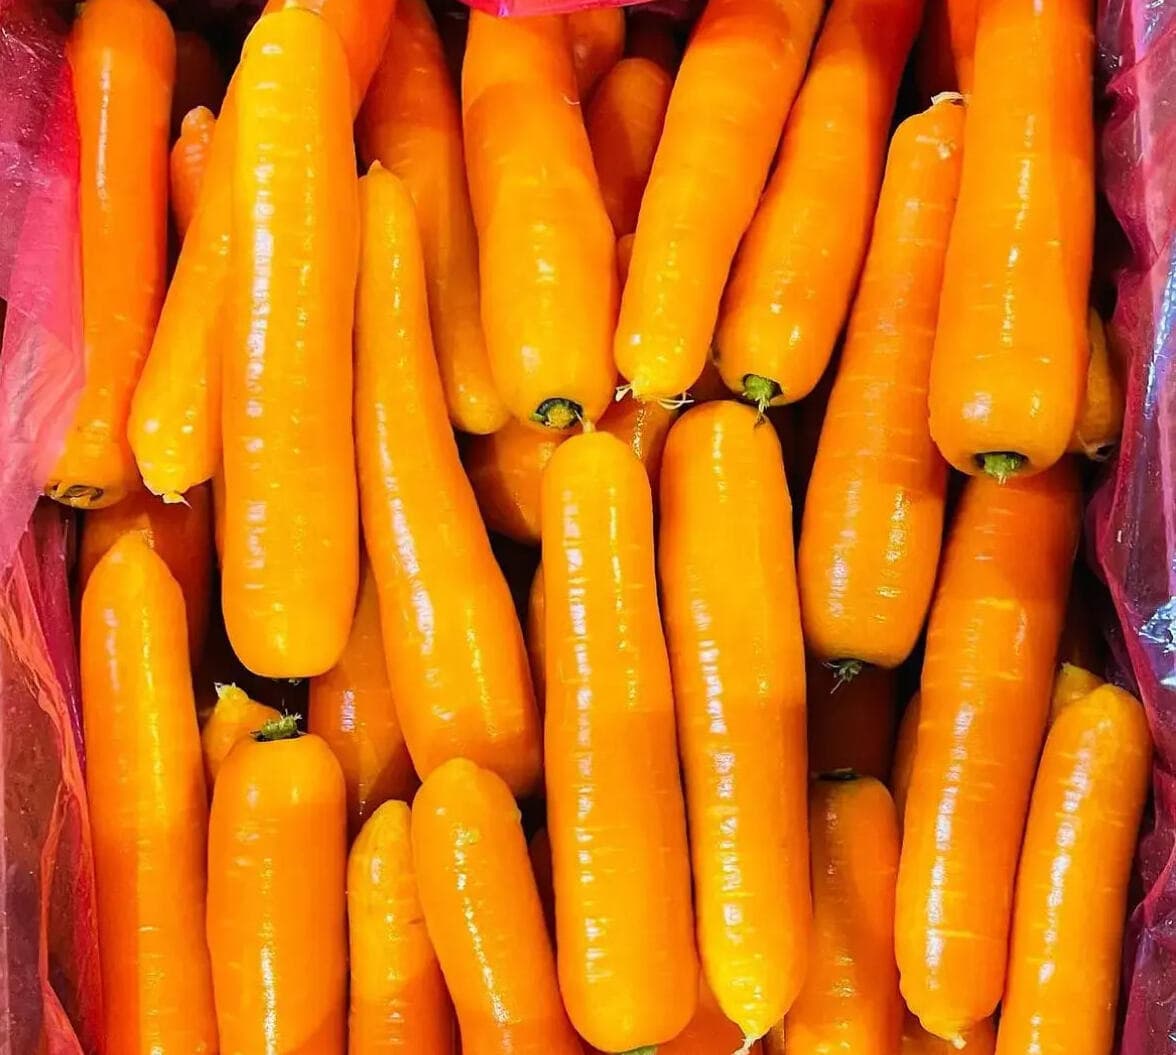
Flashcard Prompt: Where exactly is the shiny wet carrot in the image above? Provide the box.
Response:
[807,661,898,782]
[903,1012,995,1054]
[569,7,625,97]
[1048,662,1103,725]
[464,422,563,545]
[200,683,281,790]
[170,105,215,240]
[1069,310,1124,459]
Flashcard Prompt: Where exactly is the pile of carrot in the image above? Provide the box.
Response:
[51,0,1146,1052]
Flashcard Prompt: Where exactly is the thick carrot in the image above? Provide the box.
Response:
[895,461,1082,1042]
[77,481,212,662]
[349,800,456,1054]
[586,57,672,237]
[200,683,281,789]
[412,759,583,1054]
[786,775,903,1055]
[526,563,546,710]
[798,98,963,673]
[309,560,417,836]
[220,6,360,678]
[903,1012,995,1054]
[807,661,898,782]
[170,105,215,240]
[356,166,541,794]
[358,0,507,436]
[915,0,979,96]
[172,30,225,135]
[207,718,348,1053]
[79,534,217,1052]
[715,0,923,409]
[1069,310,1124,459]
[658,401,809,1040]
[615,0,824,403]
[662,979,763,1055]
[928,0,1094,479]
[890,691,920,826]
[996,685,1150,1055]
[463,12,616,429]
[464,421,563,545]
[1048,662,1103,725]
[47,0,173,509]
[569,7,625,98]
[543,431,697,1050]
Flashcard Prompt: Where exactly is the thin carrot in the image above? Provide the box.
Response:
[798,98,963,674]
[526,563,546,712]
[47,0,173,509]
[1048,662,1103,725]
[170,105,215,240]
[715,0,923,410]
[356,165,541,795]
[412,758,584,1055]
[349,800,456,1054]
[207,718,348,1053]
[358,0,508,436]
[658,401,809,1041]
[807,661,898,782]
[662,979,763,1055]
[309,560,417,836]
[464,422,563,545]
[569,7,625,98]
[615,0,824,403]
[172,30,225,136]
[200,683,281,789]
[890,691,920,826]
[786,774,903,1055]
[996,685,1150,1055]
[928,0,1094,479]
[903,1012,995,1054]
[895,460,1082,1042]
[463,12,616,429]
[1069,310,1124,459]
[914,0,979,96]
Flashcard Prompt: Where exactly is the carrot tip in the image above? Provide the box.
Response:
[253,713,301,742]
[530,398,584,430]
[45,482,105,508]
[161,491,189,507]
[825,658,864,690]
[740,374,781,421]
[614,383,633,402]
[976,451,1026,483]
[931,90,966,107]
[733,1037,758,1055]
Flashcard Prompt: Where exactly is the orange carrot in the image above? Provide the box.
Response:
[200,683,281,790]
[356,166,541,794]
[915,0,979,96]
[715,0,923,409]
[48,0,173,509]
[662,979,763,1055]
[928,0,1094,479]
[798,98,963,673]
[464,422,563,545]
[526,562,546,711]
[172,30,225,135]
[615,0,824,403]
[80,535,217,1052]
[659,401,809,1040]
[890,691,920,826]
[903,1012,995,1054]
[600,393,676,493]
[569,7,625,98]
[1069,310,1124,459]
[1048,662,1103,725]
[895,461,1082,1042]
[170,105,215,240]
[463,12,616,429]
[807,661,898,782]
[358,0,508,436]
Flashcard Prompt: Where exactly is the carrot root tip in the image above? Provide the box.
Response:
[253,713,301,742]
[531,398,584,431]
[825,658,864,690]
[614,383,633,402]
[161,490,189,507]
[740,374,781,421]
[45,482,105,508]
[976,451,1026,483]
[732,1037,758,1055]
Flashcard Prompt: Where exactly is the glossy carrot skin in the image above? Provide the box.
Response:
[715,0,922,407]
[200,683,280,789]
[890,691,920,826]
[903,1013,995,1054]
[928,0,1094,476]
[1048,661,1103,724]
[221,7,360,678]
[586,57,673,236]
[309,561,417,836]
[662,979,763,1055]
[543,431,698,1050]
[798,99,963,669]
[1069,310,1124,459]
[569,7,625,98]
[412,759,583,1055]
[170,105,215,241]
[808,662,898,782]
[79,535,217,1053]
[356,167,541,795]
[463,13,616,428]
[464,422,563,545]
[358,0,507,436]
[895,461,1082,1041]
[786,776,902,1055]
[208,730,348,1054]
[349,801,455,1054]
[49,0,173,509]
[615,0,824,402]
[659,401,809,1039]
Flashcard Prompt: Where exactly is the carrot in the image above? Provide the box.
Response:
[526,563,547,711]
[914,0,979,96]
[658,401,809,1041]
[715,0,923,409]
[358,0,508,436]
[220,5,360,678]
[807,661,898,782]
[207,718,348,1053]
[463,12,616,429]
[786,774,903,1055]
[79,534,217,1052]
[47,0,173,510]
[356,165,541,795]
[170,105,215,240]
[542,430,698,1050]
[903,1012,995,1054]
[200,683,281,789]
[77,481,212,662]
[464,421,563,545]
[412,758,584,1055]
[890,691,920,826]
[309,560,417,836]
[662,979,763,1055]
[895,460,1082,1042]
[1049,661,1103,725]
[349,800,456,1054]
[797,98,963,673]
[586,58,673,237]
[626,9,682,71]
[569,7,626,98]
[997,685,1150,1055]
[928,0,1094,479]
[1069,310,1124,459]
[600,394,676,492]
[172,30,226,136]
[615,0,824,403]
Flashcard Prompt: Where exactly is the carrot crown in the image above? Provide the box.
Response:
[253,713,301,742]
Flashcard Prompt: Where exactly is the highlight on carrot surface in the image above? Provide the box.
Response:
[807,660,898,782]
[463,420,563,545]
[1048,661,1103,725]
[170,105,215,240]
[200,683,282,790]
[895,460,1082,1043]
[615,0,825,404]
[568,6,625,98]
[714,0,923,410]
[1069,309,1125,460]
[463,12,617,429]
[47,0,174,510]
[928,0,1095,479]
[996,685,1150,1055]
[172,30,225,135]
[903,1011,995,1054]
[79,535,217,1054]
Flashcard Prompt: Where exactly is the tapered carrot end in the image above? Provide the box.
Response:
[949,1036,967,1051]
[826,658,864,690]
[253,713,301,742]
[161,490,189,507]
[977,451,1026,484]
[44,481,106,508]
[740,373,781,422]
[531,397,584,430]
[732,1037,758,1055]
